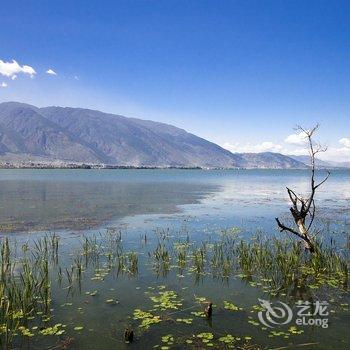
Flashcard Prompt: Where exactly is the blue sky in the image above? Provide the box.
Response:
[1,0,350,161]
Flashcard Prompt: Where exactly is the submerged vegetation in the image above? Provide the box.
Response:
[0,225,348,349]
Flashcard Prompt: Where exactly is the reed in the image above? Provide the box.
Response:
[0,226,348,348]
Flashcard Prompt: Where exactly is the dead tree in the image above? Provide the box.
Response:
[275,125,330,253]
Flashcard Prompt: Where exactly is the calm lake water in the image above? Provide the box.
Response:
[0,168,349,233]
[0,169,349,349]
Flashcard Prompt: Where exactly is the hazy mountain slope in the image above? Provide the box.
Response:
[0,102,307,168]
[290,155,350,168]
[289,155,331,167]
[0,102,240,167]
[237,152,307,169]
[0,102,99,162]
[39,105,240,167]
[335,161,350,168]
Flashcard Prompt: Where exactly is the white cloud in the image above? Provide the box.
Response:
[222,141,283,153]
[318,146,350,162]
[0,59,36,78]
[74,75,79,80]
[0,82,8,88]
[11,75,17,80]
[339,137,350,148]
[284,148,309,156]
[315,138,350,162]
[222,135,350,162]
[284,131,307,145]
[46,69,57,76]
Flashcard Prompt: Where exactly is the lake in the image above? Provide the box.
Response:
[0,169,349,349]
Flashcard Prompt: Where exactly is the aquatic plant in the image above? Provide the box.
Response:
[0,224,348,349]
[149,289,183,310]
[234,235,349,295]
[0,236,56,346]
[127,251,138,275]
[133,309,161,329]
[152,242,171,276]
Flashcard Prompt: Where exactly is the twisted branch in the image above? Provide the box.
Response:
[275,124,330,253]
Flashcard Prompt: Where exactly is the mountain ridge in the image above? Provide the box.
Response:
[0,101,308,169]
[289,155,350,169]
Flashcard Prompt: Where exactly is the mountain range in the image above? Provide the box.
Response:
[289,155,350,169]
[0,102,344,169]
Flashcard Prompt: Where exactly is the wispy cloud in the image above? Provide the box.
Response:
[222,135,350,162]
[46,69,57,76]
[0,82,8,88]
[320,147,350,162]
[320,138,350,162]
[339,137,350,148]
[222,141,283,153]
[0,59,36,78]
[284,131,307,145]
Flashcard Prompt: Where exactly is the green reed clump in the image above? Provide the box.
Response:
[152,242,171,276]
[0,231,143,348]
[192,246,206,274]
[0,225,347,349]
[147,228,348,295]
[0,236,56,345]
[82,235,101,258]
[127,252,138,275]
[175,243,188,271]
[208,235,235,279]
[234,235,349,295]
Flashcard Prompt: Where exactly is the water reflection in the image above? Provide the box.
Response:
[0,180,217,232]
[0,169,349,233]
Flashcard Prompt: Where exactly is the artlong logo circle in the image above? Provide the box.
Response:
[257,299,293,328]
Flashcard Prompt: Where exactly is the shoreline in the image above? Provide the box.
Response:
[0,163,206,170]
[0,161,317,170]
[0,164,345,170]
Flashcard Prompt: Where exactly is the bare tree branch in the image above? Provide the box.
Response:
[307,199,316,231]
[314,170,330,190]
[275,218,304,239]
[275,124,330,253]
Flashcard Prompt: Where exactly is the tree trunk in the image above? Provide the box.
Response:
[296,219,315,252]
